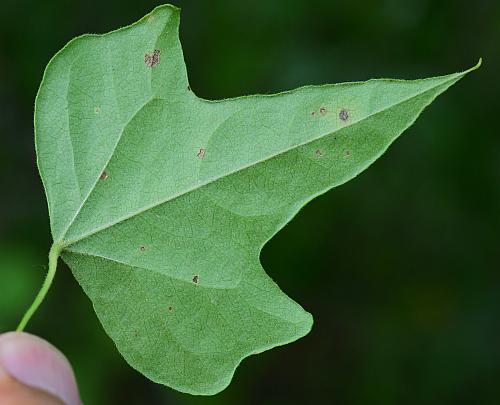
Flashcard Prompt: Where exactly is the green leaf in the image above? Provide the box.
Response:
[30,4,479,395]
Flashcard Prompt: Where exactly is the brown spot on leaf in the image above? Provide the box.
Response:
[144,49,161,68]
[197,148,206,159]
[339,109,349,121]
[168,306,173,312]
[344,150,351,157]
[311,111,316,117]
[139,246,146,252]
[320,107,327,115]
[94,106,101,114]
[315,149,323,157]
[192,275,199,284]
[100,171,108,180]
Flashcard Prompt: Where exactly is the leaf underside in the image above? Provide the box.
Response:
[35,4,478,395]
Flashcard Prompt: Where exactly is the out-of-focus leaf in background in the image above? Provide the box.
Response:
[0,245,40,330]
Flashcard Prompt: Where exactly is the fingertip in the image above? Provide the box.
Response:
[0,332,81,405]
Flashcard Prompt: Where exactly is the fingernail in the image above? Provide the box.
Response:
[0,332,81,405]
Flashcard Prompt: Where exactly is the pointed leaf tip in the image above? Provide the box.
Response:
[463,58,482,74]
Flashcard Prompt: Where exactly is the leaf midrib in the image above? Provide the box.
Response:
[56,15,168,243]
[64,248,242,289]
[61,74,459,248]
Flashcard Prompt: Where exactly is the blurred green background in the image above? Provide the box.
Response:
[1,0,499,404]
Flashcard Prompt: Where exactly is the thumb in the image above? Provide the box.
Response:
[0,332,81,405]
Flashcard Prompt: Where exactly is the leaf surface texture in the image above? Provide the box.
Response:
[35,4,477,394]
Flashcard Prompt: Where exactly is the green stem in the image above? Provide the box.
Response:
[16,243,62,332]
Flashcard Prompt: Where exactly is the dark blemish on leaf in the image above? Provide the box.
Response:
[192,275,199,284]
[320,107,327,115]
[315,149,323,157]
[94,106,101,114]
[139,246,146,252]
[168,306,173,312]
[311,111,316,117]
[197,148,206,159]
[144,49,161,68]
[339,109,349,121]
[187,85,191,91]
[100,171,108,180]
[344,150,351,157]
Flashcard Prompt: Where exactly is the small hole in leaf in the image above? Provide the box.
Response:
[311,111,316,117]
[192,275,199,284]
[339,109,349,121]
[320,107,327,115]
[197,148,206,159]
[315,149,323,157]
[187,85,191,91]
[144,49,161,68]
[344,150,351,157]
[100,171,108,180]
[139,246,146,252]
[168,306,173,312]
[94,106,101,114]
